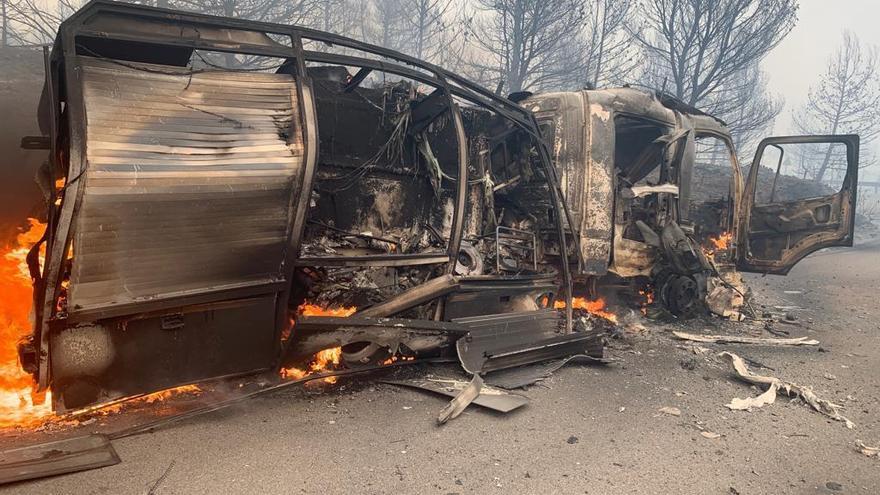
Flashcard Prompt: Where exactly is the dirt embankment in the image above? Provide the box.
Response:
[691,162,834,204]
[0,47,46,244]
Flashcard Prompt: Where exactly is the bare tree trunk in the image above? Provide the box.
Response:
[815,131,840,183]
[508,1,524,93]
[794,31,880,181]
[632,0,797,136]
[470,0,583,93]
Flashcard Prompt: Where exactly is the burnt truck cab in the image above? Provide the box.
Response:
[522,88,859,312]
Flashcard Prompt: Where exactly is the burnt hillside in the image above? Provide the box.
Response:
[691,162,834,204]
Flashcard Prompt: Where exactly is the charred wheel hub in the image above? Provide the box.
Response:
[656,271,703,317]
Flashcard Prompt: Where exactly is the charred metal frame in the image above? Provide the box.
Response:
[34,0,577,390]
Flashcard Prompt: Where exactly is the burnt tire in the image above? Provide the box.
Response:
[341,341,392,367]
[659,274,703,318]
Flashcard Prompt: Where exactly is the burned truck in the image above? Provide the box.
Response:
[18,1,860,412]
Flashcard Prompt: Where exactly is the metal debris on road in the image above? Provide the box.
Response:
[719,352,854,428]
[383,377,529,423]
[658,406,682,416]
[484,354,609,390]
[437,375,484,424]
[855,440,879,457]
[0,434,120,485]
[673,331,819,346]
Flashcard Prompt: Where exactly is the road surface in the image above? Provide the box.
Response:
[2,241,879,494]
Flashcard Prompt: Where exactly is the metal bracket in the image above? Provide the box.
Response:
[495,226,537,273]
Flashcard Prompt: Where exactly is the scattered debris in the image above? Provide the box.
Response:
[705,272,747,321]
[673,331,819,346]
[765,325,792,336]
[777,318,801,326]
[687,345,713,356]
[658,406,682,417]
[825,481,843,492]
[719,352,854,429]
[148,461,175,495]
[680,356,699,370]
[0,434,120,484]
[726,386,778,411]
[484,354,608,390]
[383,376,529,423]
[700,431,722,439]
[455,311,605,375]
[855,440,880,458]
[437,375,484,424]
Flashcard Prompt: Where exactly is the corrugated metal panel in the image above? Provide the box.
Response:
[69,57,304,313]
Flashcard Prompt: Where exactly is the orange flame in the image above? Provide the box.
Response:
[638,288,655,316]
[141,384,201,404]
[281,347,343,383]
[704,231,733,257]
[1,219,204,428]
[555,297,618,323]
[381,354,415,365]
[280,303,355,383]
[298,304,357,317]
[0,218,54,428]
[75,384,203,417]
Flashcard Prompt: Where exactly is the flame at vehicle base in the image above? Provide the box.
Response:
[280,303,356,383]
[555,297,618,324]
[0,218,54,428]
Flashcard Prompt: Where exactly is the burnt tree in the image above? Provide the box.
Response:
[794,31,880,182]
[468,0,585,94]
[631,0,796,142]
[582,0,639,88]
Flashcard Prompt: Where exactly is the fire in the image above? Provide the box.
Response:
[705,231,733,257]
[281,347,343,383]
[0,218,54,428]
[298,304,357,317]
[381,354,415,365]
[73,384,203,417]
[555,297,618,323]
[638,288,655,316]
[142,384,201,404]
[0,219,201,428]
[709,232,733,250]
[279,303,355,384]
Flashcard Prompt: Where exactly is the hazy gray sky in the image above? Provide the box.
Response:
[765,0,880,132]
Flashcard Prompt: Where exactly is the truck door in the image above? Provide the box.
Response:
[737,135,859,274]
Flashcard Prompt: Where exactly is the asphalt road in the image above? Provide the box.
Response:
[2,241,879,494]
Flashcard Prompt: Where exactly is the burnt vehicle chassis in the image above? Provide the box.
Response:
[20,1,861,412]
[521,88,860,317]
[20,0,588,411]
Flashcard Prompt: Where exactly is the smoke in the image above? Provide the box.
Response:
[0,46,45,244]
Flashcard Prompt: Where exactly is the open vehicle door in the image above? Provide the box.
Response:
[737,135,859,275]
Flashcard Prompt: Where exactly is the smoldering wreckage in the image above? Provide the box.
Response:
[0,0,865,484]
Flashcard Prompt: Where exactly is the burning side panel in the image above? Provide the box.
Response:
[47,56,308,410]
